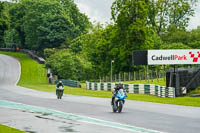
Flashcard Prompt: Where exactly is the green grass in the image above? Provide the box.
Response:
[31,84,200,107]
[123,78,166,86]
[187,86,200,96]
[0,51,47,86]
[0,124,25,133]
[0,51,200,107]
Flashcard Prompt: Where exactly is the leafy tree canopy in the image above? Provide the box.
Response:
[0,2,9,46]
[45,48,94,80]
[8,0,90,53]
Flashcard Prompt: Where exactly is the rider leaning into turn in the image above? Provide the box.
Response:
[111,82,126,105]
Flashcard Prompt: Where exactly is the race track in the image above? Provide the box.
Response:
[0,54,200,133]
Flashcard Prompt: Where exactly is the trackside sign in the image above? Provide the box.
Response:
[148,50,200,65]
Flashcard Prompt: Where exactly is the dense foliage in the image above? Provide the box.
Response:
[45,49,94,80]
[0,2,9,46]
[3,0,90,52]
[0,0,200,81]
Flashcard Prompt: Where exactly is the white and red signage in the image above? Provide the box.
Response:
[148,50,200,65]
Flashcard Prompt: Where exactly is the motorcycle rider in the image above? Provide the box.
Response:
[57,80,64,88]
[111,82,126,105]
[56,80,64,95]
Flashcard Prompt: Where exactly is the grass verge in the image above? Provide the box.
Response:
[124,78,166,86]
[0,124,25,133]
[0,51,200,107]
[0,51,47,86]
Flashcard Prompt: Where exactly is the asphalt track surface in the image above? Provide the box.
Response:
[0,54,200,133]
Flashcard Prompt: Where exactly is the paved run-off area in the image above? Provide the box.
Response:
[0,54,200,133]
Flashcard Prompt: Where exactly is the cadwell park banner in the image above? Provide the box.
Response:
[148,49,200,65]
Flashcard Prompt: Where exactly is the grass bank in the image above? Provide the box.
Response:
[124,78,166,86]
[0,124,25,133]
[0,51,47,86]
[0,51,200,107]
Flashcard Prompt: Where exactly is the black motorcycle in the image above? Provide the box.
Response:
[56,86,64,99]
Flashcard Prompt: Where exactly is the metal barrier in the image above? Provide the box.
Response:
[0,48,45,64]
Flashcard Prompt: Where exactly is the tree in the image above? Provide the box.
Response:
[187,26,200,49]
[0,2,9,47]
[160,25,200,49]
[161,25,190,44]
[169,0,197,29]
[59,0,91,35]
[111,0,155,71]
[8,0,90,53]
[9,1,26,48]
[3,29,20,48]
[150,0,197,35]
[45,49,94,80]
[45,49,79,79]
[44,48,57,59]
[160,42,192,49]
[69,36,83,53]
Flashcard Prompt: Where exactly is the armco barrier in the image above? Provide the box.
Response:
[0,48,45,64]
[86,82,175,98]
[20,49,45,64]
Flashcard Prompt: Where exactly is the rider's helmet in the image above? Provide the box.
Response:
[59,80,62,84]
[119,82,123,88]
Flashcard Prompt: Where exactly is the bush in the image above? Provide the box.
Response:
[45,49,94,80]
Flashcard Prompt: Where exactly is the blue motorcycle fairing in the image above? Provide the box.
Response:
[116,91,127,100]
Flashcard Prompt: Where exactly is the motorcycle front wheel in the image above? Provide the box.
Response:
[56,90,59,99]
[112,105,117,112]
[112,100,118,113]
[118,101,123,113]
[57,90,62,99]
